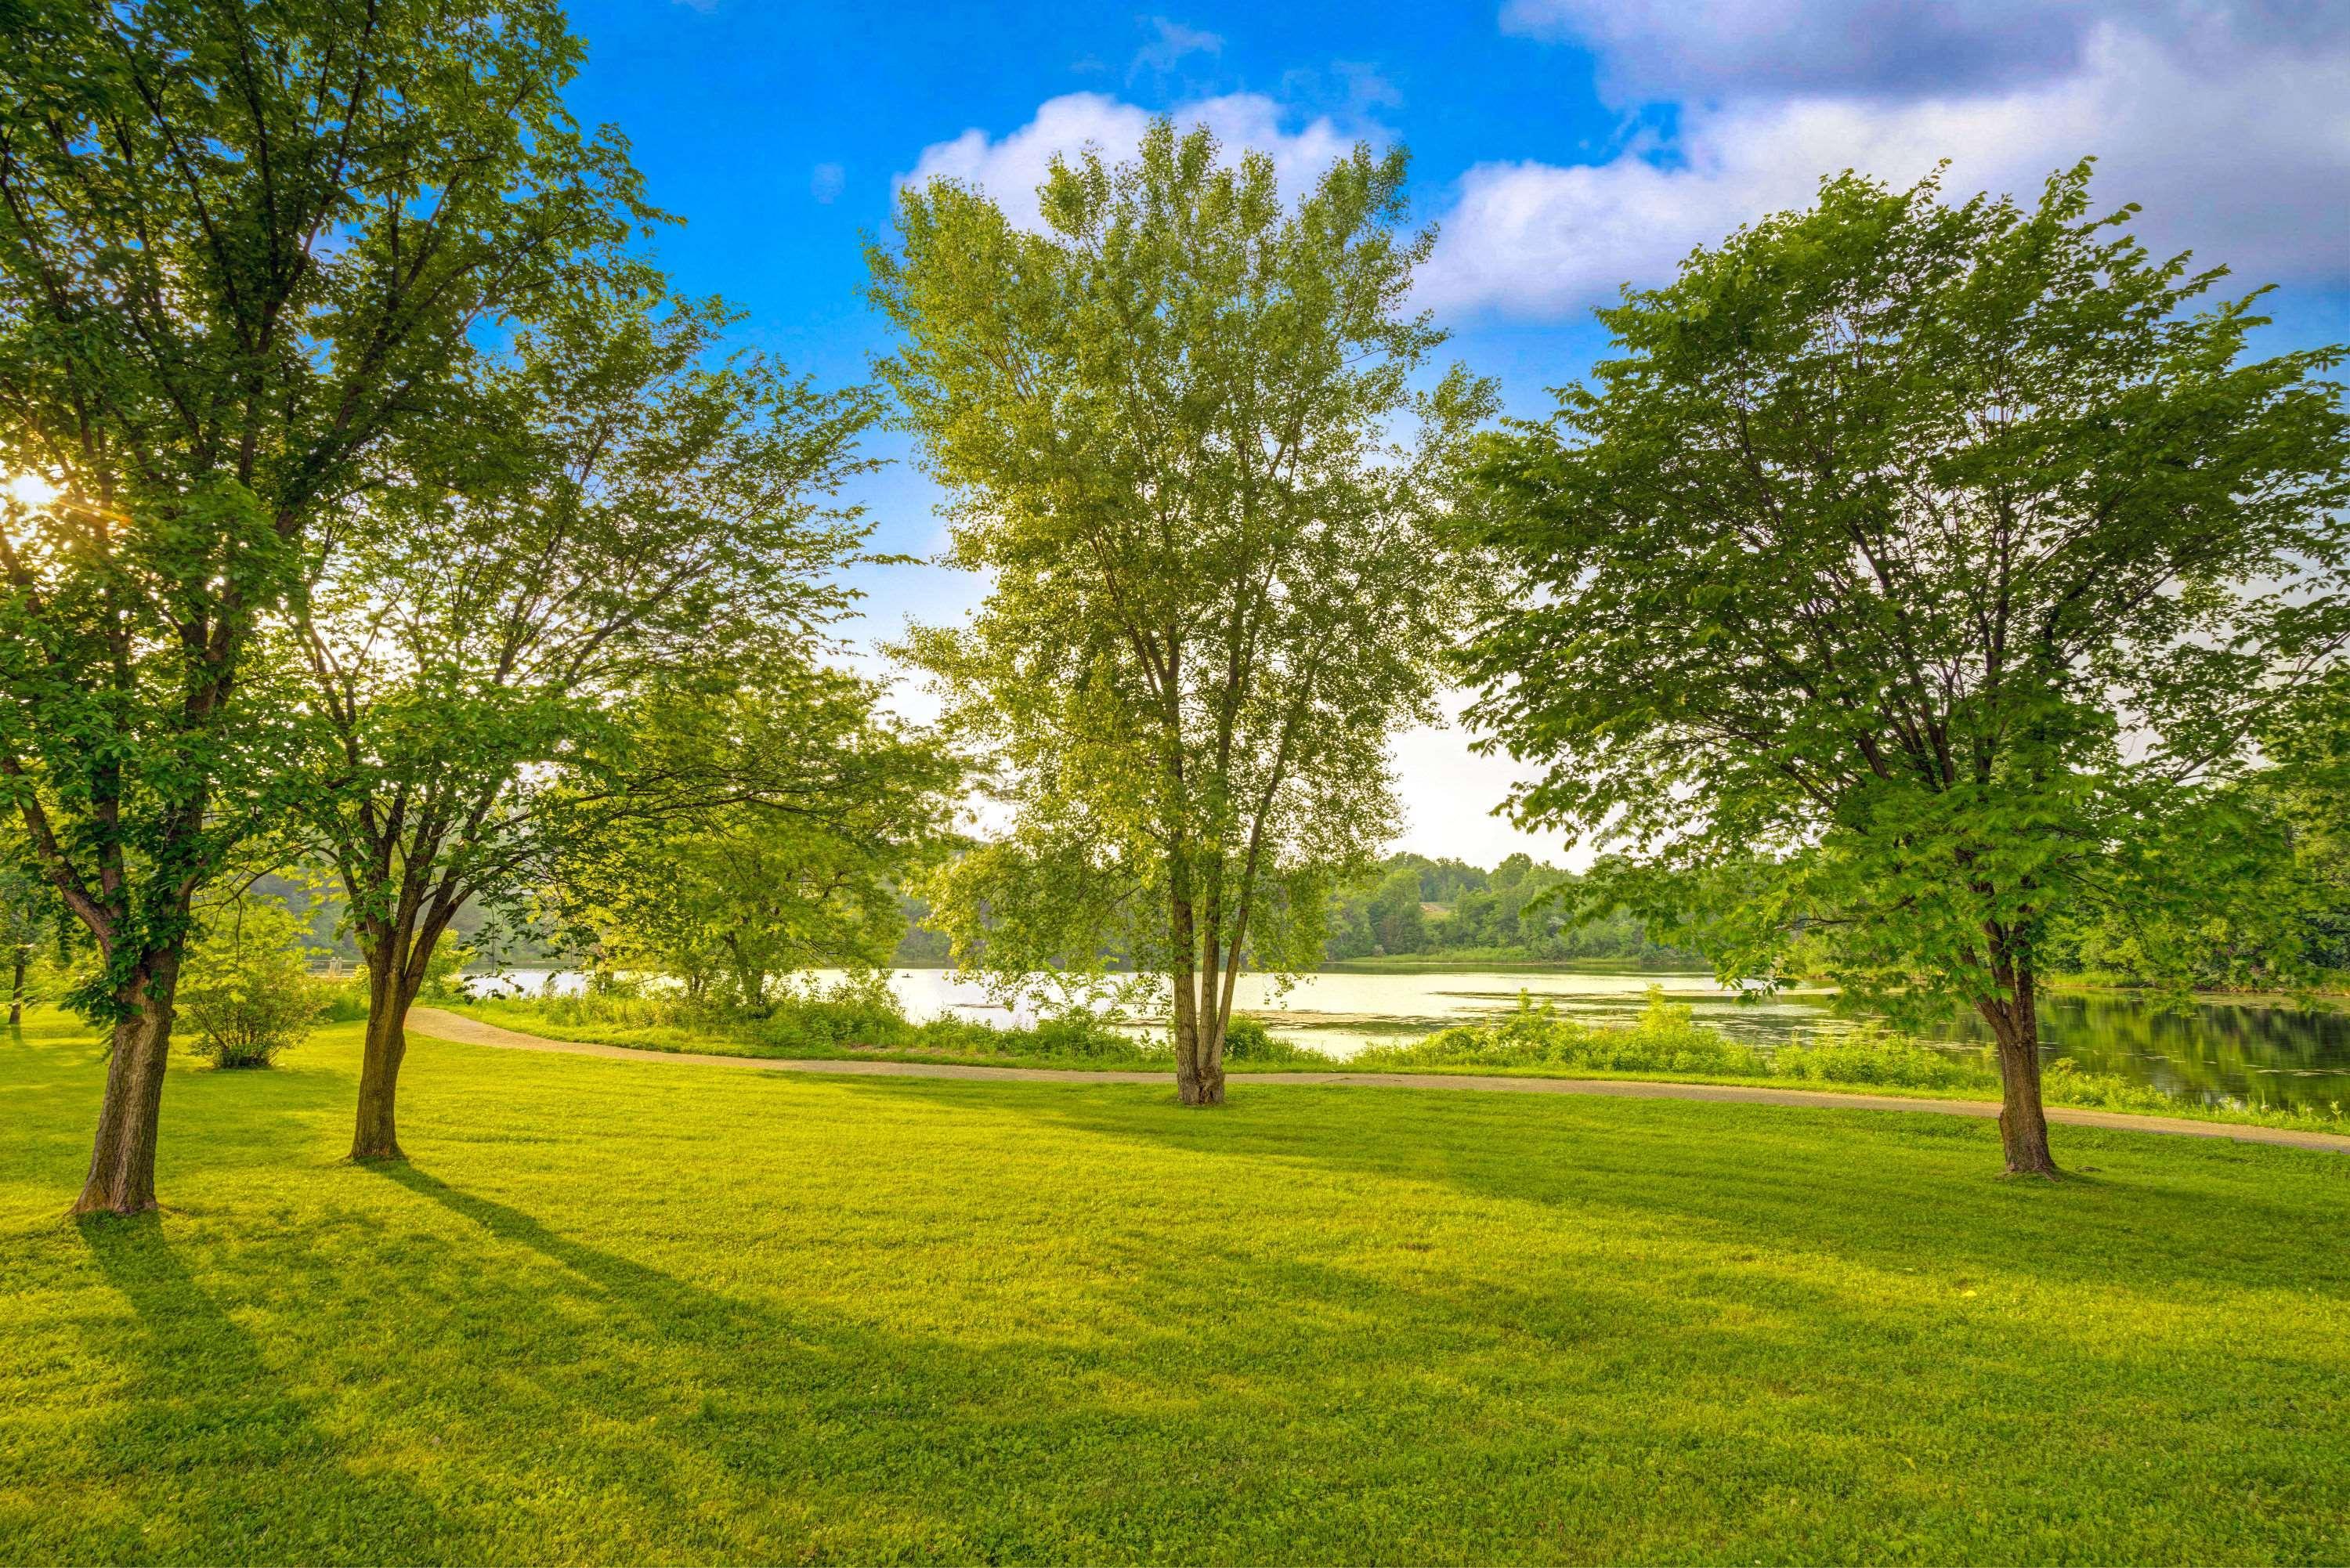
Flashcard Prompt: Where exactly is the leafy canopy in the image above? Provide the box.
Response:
[1464,164,2350,1018]
[870,121,1494,1054]
[0,0,646,1012]
[291,282,880,1003]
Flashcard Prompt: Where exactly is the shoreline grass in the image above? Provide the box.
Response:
[438,993,2350,1142]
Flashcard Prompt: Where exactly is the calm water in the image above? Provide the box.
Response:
[474,965,2350,1111]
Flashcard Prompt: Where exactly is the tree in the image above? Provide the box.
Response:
[1461,165,2350,1175]
[870,121,1494,1104]
[2259,671,2350,975]
[0,0,643,1212]
[1,831,52,1025]
[294,287,877,1161]
[1366,865,1430,956]
[555,673,961,1009]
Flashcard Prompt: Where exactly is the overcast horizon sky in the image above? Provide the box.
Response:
[559,0,2350,867]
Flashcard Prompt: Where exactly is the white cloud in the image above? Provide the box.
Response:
[810,162,844,204]
[1498,0,2348,100]
[1131,17,1224,81]
[1422,20,2350,318]
[902,92,1372,232]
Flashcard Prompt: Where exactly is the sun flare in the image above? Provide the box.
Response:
[5,471,60,508]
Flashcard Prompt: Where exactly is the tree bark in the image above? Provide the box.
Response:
[352,959,418,1162]
[1169,898,1227,1107]
[71,959,181,1216]
[1176,1003,1227,1106]
[1975,971,2057,1178]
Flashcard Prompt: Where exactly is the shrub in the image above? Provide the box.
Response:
[1025,1012,1152,1060]
[1355,988,1768,1076]
[1770,1024,1994,1089]
[317,976,372,1024]
[415,942,473,1003]
[179,905,327,1068]
[1220,1015,1321,1064]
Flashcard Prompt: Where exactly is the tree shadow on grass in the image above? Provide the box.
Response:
[801,1073,2350,1299]
[70,1215,450,1565]
[371,1116,2350,1565]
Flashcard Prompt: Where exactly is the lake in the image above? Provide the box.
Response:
[473,965,2350,1112]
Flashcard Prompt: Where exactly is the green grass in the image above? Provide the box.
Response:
[459,988,2350,1140]
[5,1007,2350,1564]
[1354,992,2350,1137]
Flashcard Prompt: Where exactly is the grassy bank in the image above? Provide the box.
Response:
[1316,952,1708,974]
[1352,992,2350,1138]
[455,988,2350,1140]
[7,1009,2350,1562]
[446,992,1321,1072]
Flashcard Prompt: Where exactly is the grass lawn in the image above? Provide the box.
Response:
[5,1010,2350,1564]
[441,998,2350,1140]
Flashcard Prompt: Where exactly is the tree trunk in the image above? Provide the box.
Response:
[352,961,418,1162]
[1168,888,1224,1107]
[7,949,24,1025]
[1176,1005,1227,1106]
[71,960,180,1217]
[1976,980,2057,1179]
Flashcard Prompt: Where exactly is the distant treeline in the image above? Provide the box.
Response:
[893,853,1702,970]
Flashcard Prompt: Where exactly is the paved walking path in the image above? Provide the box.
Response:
[407,1007,2350,1155]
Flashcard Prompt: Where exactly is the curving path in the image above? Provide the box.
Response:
[407,1007,2350,1156]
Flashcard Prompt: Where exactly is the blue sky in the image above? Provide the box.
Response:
[559,0,2350,865]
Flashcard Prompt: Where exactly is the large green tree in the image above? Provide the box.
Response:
[293,287,877,1159]
[870,121,1493,1104]
[553,673,962,1010]
[1462,166,2350,1175]
[0,0,642,1212]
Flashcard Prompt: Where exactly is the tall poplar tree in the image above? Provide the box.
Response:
[871,121,1493,1104]
[0,0,643,1212]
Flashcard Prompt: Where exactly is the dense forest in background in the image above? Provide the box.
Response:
[897,854,1701,969]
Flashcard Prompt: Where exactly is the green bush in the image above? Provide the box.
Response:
[416,942,474,1003]
[1355,988,1768,1076]
[317,976,372,1024]
[1220,1015,1321,1064]
[1771,1024,1994,1089]
[179,905,327,1068]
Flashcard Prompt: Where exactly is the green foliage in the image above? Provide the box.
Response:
[1314,850,1701,964]
[2060,667,2350,987]
[1357,988,1766,1075]
[872,117,1496,1080]
[413,945,474,1006]
[176,905,325,1069]
[1219,1014,1321,1064]
[316,977,374,1026]
[552,672,961,1009]
[0,0,648,1024]
[292,284,886,1035]
[1462,164,2350,1122]
[463,986,1175,1071]
[1771,1024,1993,1090]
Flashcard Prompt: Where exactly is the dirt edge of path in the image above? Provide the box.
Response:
[405,1006,2350,1156]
